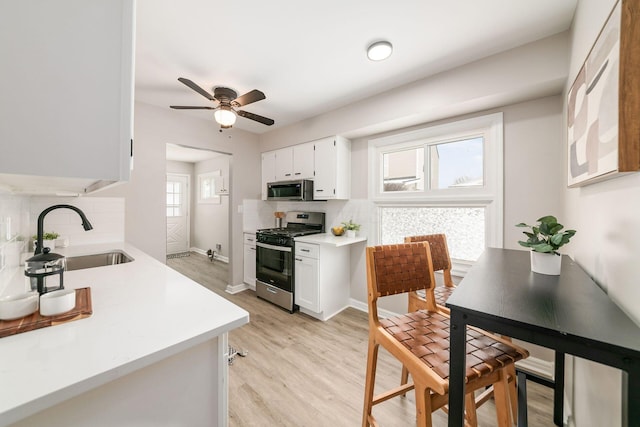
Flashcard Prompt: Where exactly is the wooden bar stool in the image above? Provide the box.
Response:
[363,243,529,427]
[404,234,455,312]
[403,234,520,421]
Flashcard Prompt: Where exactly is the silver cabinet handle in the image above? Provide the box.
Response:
[316,189,324,192]
[295,257,302,261]
[301,249,310,252]
[250,247,256,251]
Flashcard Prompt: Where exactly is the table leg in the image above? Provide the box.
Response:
[448,310,466,427]
[626,368,640,427]
[517,370,528,427]
[553,352,564,426]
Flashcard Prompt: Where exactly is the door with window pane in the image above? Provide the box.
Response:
[166,174,189,255]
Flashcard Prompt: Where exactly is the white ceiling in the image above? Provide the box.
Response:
[135,0,577,135]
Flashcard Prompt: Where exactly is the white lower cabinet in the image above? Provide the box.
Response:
[294,242,350,321]
[243,233,256,289]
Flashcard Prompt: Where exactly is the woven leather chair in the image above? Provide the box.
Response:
[363,243,529,427]
[402,234,519,420]
[404,234,455,312]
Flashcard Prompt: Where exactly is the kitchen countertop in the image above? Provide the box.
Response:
[0,242,249,426]
[295,233,367,247]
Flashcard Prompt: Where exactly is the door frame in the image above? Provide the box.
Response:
[166,173,191,254]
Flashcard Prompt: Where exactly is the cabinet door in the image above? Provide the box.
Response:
[261,151,276,200]
[0,0,134,184]
[313,136,351,200]
[274,147,294,181]
[313,137,338,199]
[294,255,319,312]
[292,142,315,179]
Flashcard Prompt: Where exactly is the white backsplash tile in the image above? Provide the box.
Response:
[241,198,372,237]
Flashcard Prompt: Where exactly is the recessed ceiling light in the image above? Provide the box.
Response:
[367,41,393,61]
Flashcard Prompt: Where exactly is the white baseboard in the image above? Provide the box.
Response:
[226,283,250,294]
[349,298,399,319]
[515,357,554,380]
[190,247,229,263]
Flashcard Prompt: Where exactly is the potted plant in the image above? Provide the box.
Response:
[341,220,360,238]
[516,216,576,275]
[32,231,60,251]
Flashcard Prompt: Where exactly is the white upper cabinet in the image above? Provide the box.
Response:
[292,142,315,180]
[274,147,293,181]
[313,136,351,200]
[274,143,315,182]
[0,0,135,193]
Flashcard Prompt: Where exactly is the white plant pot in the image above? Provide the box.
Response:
[530,251,561,275]
[346,230,356,238]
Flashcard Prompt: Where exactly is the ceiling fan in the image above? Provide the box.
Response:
[170,77,274,129]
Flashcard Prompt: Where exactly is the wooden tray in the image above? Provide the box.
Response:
[0,287,92,338]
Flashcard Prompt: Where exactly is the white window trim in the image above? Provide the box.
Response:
[368,113,504,273]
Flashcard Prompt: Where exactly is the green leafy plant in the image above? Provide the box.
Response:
[516,216,576,255]
[32,232,60,241]
[341,219,360,231]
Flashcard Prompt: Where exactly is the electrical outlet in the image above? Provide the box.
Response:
[216,244,222,251]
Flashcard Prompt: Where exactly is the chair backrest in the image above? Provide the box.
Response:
[404,234,453,286]
[366,243,438,317]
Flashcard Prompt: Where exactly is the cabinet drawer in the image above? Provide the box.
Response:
[295,242,319,258]
[244,233,256,246]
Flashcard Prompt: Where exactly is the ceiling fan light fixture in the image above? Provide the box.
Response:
[367,40,393,61]
[214,107,237,127]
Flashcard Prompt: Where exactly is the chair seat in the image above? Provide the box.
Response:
[380,310,527,383]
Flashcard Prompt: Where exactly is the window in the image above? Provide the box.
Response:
[369,113,503,271]
[166,181,182,217]
[198,171,221,204]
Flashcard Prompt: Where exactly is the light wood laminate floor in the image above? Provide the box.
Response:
[168,252,554,426]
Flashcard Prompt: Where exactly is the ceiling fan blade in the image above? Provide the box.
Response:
[237,110,275,126]
[177,77,215,101]
[232,89,266,107]
[170,105,215,109]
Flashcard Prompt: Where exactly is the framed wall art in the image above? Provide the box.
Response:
[567,0,640,187]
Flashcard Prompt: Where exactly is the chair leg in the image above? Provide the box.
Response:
[507,364,518,421]
[400,366,409,396]
[465,394,478,427]
[415,384,432,427]
[362,337,379,427]
[492,369,513,427]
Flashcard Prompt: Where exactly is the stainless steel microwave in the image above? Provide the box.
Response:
[267,179,314,201]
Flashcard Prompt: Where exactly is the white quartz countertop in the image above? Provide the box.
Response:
[295,233,367,247]
[0,242,249,426]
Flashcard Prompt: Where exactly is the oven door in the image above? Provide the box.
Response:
[256,242,293,292]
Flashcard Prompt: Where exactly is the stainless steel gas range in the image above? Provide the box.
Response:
[255,211,325,313]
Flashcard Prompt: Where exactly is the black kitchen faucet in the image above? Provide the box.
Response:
[34,204,94,255]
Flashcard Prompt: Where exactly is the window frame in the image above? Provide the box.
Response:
[368,113,504,274]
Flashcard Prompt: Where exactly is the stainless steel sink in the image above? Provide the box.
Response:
[64,250,134,271]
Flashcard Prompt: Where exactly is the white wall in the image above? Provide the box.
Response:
[564,0,638,425]
[193,155,230,258]
[260,32,569,149]
[101,101,261,287]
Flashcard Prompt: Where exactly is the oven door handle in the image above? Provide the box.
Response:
[256,242,292,252]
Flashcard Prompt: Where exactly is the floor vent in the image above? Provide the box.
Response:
[167,252,191,259]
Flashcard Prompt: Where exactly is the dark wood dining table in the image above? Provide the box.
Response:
[446,248,640,427]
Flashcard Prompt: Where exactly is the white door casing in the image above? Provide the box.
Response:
[166,174,190,254]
